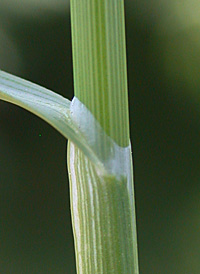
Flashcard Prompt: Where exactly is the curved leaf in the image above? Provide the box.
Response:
[0,70,102,170]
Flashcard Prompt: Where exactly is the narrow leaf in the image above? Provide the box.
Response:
[0,70,103,170]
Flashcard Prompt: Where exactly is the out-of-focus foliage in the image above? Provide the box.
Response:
[0,0,69,16]
[125,1,200,273]
[126,0,200,106]
[0,0,199,273]
[0,29,21,74]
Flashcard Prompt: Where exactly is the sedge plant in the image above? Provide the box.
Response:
[0,0,139,273]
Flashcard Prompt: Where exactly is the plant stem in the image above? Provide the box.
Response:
[69,0,139,273]
[70,0,129,147]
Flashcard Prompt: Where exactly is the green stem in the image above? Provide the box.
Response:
[69,0,139,273]
[70,0,129,147]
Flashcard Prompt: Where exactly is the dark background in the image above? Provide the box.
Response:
[0,1,200,273]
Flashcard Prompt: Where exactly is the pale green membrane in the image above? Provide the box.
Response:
[0,70,133,178]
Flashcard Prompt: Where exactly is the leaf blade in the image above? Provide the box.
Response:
[0,70,101,169]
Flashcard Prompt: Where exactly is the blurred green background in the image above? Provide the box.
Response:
[0,1,200,273]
